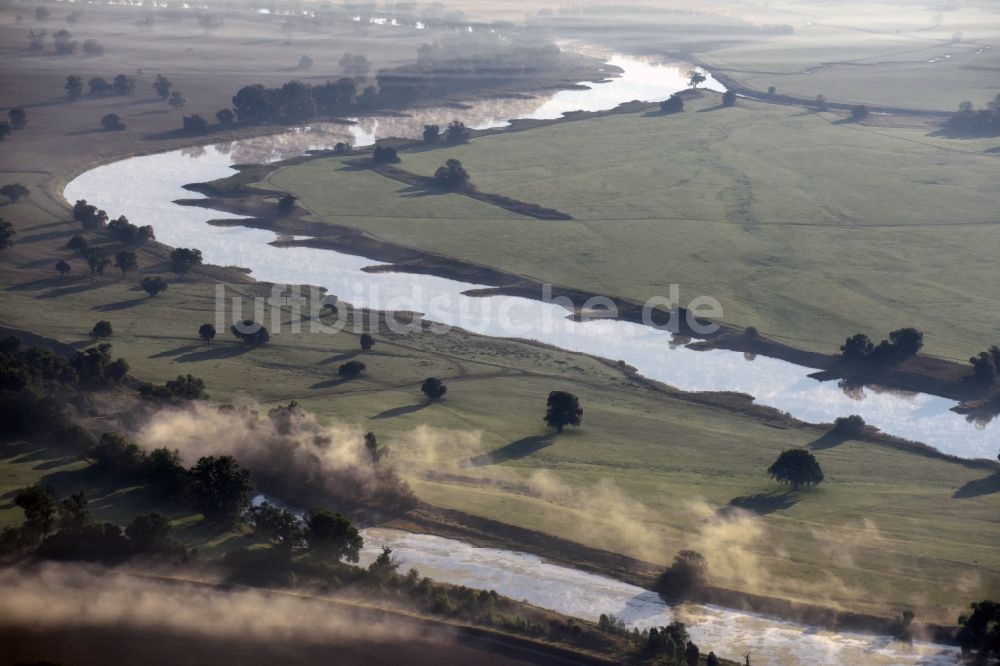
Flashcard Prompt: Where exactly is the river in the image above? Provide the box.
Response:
[66,52,976,664]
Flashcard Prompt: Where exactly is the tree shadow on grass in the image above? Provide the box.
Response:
[38,281,105,299]
[721,490,799,517]
[309,376,353,389]
[953,473,1000,499]
[696,104,728,113]
[319,350,359,365]
[808,430,850,451]
[398,183,449,198]
[93,296,149,311]
[175,345,254,363]
[462,434,556,467]
[370,402,430,420]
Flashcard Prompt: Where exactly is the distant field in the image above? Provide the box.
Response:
[263,95,1000,360]
[0,178,997,624]
[692,0,1000,111]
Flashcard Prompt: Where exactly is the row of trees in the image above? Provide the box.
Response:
[948,96,1000,135]
[840,327,924,366]
[3,484,187,563]
[0,335,129,394]
[27,28,104,55]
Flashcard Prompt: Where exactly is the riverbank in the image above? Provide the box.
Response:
[178,102,994,420]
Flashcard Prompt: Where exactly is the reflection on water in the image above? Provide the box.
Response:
[210,54,723,165]
[64,53,997,459]
[357,529,959,666]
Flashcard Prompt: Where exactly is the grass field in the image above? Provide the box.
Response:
[260,94,1000,361]
[0,177,996,624]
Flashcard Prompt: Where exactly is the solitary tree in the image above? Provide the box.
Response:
[545,390,582,432]
[685,641,700,666]
[182,114,208,134]
[198,323,216,343]
[768,449,824,490]
[230,320,269,346]
[421,377,447,401]
[66,75,84,100]
[153,74,172,99]
[114,250,137,277]
[251,502,303,550]
[815,94,828,111]
[55,259,71,275]
[89,77,112,96]
[1,183,30,202]
[338,360,366,379]
[169,247,202,277]
[9,108,27,130]
[656,549,709,601]
[168,90,186,111]
[423,124,441,143]
[85,247,111,275]
[90,320,113,338]
[372,145,400,164]
[433,159,470,189]
[0,122,11,141]
[887,327,923,359]
[364,431,387,466]
[67,235,88,256]
[112,74,134,96]
[660,94,684,114]
[707,653,720,666]
[0,219,16,251]
[688,70,707,88]
[850,105,869,121]
[14,484,55,536]
[277,194,297,215]
[840,333,874,361]
[141,276,169,297]
[188,455,253,524]
[359,333,375,351]
[445,120,470,144]
[101,113,125,131]
[722,89,737,107]
[216,108,235,127]
[832,414,866,438]
[305,508,363,562]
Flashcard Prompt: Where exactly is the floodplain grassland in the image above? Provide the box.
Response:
[0,179,997,625]
[261,93,1000,361]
